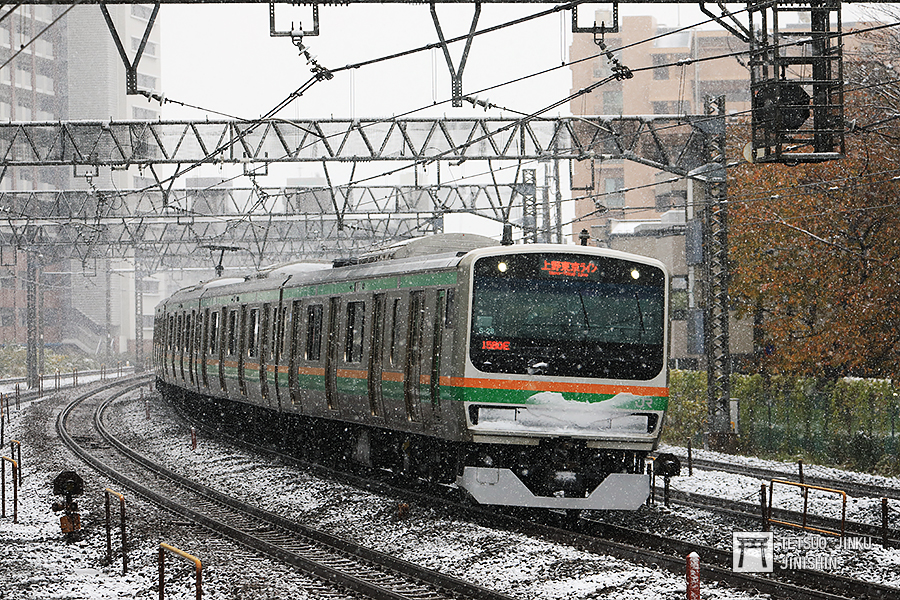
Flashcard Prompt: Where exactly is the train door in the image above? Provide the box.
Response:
[269,303,284,410]
[192,310,202,390]
[325,297,340,411]
[216,307,227,393]
[427,290,446,431]
[242,305,259,399]
[288,299,304,410]
[368,294,386,418]
[177,312,186,382]
[404,291,426,423]
[187,312,195,385]
[226,307,240,395]
[167,314,175,380]
[258,304,270,404]
[200,309,210,389]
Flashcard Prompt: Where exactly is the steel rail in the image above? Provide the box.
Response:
[679,455,900,503]
[169,392,896,600]
[56,380,517,600]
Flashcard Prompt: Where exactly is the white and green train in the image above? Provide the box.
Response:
[154,234,676,510]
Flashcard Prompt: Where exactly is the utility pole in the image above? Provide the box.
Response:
[134,261,144,372]
[25,252,40,390]
[701,95,734,450]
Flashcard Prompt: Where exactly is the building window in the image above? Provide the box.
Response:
[602,90,623,115]
[653,54,670,80]
[33,6,53,22]
[656,189,687,211]
[604,177,625,208]
[133,106,158,120]
[137,73,157,90]
[132,37,157,57]
[15,69,32,90]
[131,5,155,21]
[36,74,54,95]
[34,39,52,58]
[138,278,159,294]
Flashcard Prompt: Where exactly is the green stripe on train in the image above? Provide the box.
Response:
[441,385,668,411]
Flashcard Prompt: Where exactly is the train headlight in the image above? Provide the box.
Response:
[497,261,508,273]
[631,268,640,280]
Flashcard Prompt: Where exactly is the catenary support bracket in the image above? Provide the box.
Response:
[100,3,160,96]
[431,2,481,107]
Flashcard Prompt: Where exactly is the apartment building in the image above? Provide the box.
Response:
[0,6,162,364]
[569,14,754,367]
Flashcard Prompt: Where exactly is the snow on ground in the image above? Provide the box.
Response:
[1,384,897,598]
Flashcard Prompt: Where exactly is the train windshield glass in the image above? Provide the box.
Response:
[470,253,666,380]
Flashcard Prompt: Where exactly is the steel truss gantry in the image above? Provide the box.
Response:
[0,116,709,170]
[0,183,560,272]
[0,114,712,268]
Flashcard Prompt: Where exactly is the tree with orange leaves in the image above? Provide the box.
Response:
[728,57,900,380]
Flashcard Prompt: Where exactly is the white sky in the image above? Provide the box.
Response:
[158,2,886,120]
[154,2,889,235]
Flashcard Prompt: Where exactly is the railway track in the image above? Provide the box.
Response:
[165,391,899,600]
[57,377,516,600]
[651,486,900,546]
[668,451,900,503]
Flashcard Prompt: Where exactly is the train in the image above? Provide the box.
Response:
[153,233,677,510]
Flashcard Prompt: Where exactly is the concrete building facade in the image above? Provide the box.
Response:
[0,6,163,367]
[569,14,754,367]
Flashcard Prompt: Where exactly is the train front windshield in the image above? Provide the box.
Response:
[469,253,666,380]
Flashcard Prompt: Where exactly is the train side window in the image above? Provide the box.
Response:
[345,301,365,363]
[306,304,323,361]
[208,310,219,355]
[444,289,455,328]
[247,308,260,358]
[270,306,280,362]
[227,309,238,355]
[388,298,400,367]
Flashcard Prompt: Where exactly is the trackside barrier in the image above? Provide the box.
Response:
[760,484,769,531]
[158,543,202,600]
[1,456,18,523]
[10,440,21,484]
[104,488,127,575]
[0,394,6,445]
[768,478,847,537]
[686,552,700,600]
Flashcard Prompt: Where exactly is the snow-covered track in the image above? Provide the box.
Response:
[651,487,900,546]
[674,454,900,503]
[56,378,516,600]
[169,392,896,600]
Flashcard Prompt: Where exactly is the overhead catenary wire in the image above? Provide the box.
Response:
[8,5,896,251]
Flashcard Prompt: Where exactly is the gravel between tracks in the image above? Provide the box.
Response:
[2,383,896,599]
